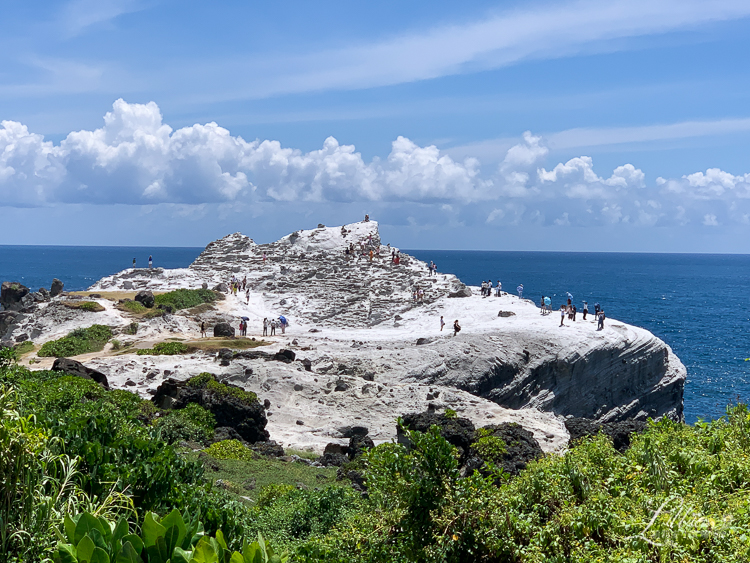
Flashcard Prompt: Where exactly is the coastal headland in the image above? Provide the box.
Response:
[0,219,685,453]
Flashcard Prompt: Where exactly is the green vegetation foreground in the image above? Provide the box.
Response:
[1,347,749,562]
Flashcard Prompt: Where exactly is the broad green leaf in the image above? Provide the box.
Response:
[112,518,129,545]
[171,546,192,563]
[215,530,227,551]
[121,535,144,555]
[208,537,223,561]
[191,536,218,563]
[90,547,111,563]
[229,553,244,563]
[77,534,96,563]
[145,535,171,563]
[75,513,106,545]
[241,541,262,563]
[55,543,78,563]
[242,542,264,563]
[142,512,167,548]
[160,509,187,551]
[64,515,77,543]
[89,528,108,552]
[97,516,113,544]
[115,541,144,563]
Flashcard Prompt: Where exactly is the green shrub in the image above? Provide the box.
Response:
[187,372,257,404]
[136,341,190,356]
[37,324,112,357]
[154,404,216,445]
[111,339,122,350]
[203,439,255,462]
[154,288,218,311]
[125,321,139,335]
[63,300,105,312]
[444,408,457,419]
[471,430,507,464]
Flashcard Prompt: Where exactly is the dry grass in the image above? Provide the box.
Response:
[186,338,270,351]
[68,290,166,301]
[61,301,105,312]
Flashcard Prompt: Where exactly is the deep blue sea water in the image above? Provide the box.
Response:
[1,245,749,424]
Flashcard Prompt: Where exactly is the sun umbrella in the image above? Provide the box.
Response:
[279,315,287,324]
[241,316,249,321]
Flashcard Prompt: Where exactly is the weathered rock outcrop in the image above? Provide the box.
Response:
[152,377,269,443]
[565,417,647,452]
[1,282,30,311]
[52,358,110,389]
[50,278,64,297]
[399,411,476,461]
[134,290,155,308]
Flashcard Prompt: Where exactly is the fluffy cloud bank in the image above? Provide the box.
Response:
[1,99,749,227]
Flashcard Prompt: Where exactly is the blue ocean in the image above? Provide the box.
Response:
[1,245,749,424]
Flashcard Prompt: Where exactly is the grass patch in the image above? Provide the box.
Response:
[61,300,105,312]
[154,288,219,311]
[285,448,319,460]
[187,372,257,404]
[188,338,269,351]
[118,300,164,318]
[13,341,35,356]
[198,453,338,502]
[37,324,112,357]
[136,341,190,356]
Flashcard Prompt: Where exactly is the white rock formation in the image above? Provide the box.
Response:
[7,220,686,453]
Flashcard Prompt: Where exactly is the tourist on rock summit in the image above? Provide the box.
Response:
[583,301,588,320]
[496,281,502,296]
[242,276,247,290]
[432,262,438,276]
[148,255,153,268]
[262,318,268,336]
[440,315,445,331]
[270,319,276,336]
[594,302,601,318]
[597,310,606,330]
[200,321,206,338]
[544,296,551,313]
[487,280,493,296]
[279,316,288,334]
[453,319,461,337]
[245,289,250,305]
[517,284,524,299]
[560,305,566,327]
[132,258,136,268]
[572,304,577,321]
[540,296,545,313]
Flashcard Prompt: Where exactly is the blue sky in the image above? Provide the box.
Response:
[2,0,750,251]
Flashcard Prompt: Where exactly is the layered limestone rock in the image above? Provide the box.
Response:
[12,219,686,451]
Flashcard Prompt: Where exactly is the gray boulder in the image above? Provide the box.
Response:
[134,290,155,308]
[213,322,235,337]
[51,357,110,389]
[0,311,19,337]
[50,278,64,297]
[1,282,30,311]
[447,284,472,298]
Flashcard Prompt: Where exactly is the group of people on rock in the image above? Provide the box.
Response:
[262,316,288,336]
[427,261,438,276]
[412,287,426,302]
[551,296,606,329]
[481,280,502,297]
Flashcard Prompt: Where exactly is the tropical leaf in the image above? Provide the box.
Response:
[77,534,96,562]
[142,512,166,549]
[115,541,144,563]
[74,513,106,545]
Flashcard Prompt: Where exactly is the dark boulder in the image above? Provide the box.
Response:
[338,425,369,438]
[337,468,367,495]
[302,358,312,371]
[399,411,476,461]
[152,377,269,443]
[348,434,374,459]
[320,452,349,467]
[39,287,50,300]
[213,322,235,338]
[50,278,64,297]
[217,348,233,365]
[468,423,543,476]
[416,337,431,345]
[0,311,19,337]
[251,440,285,457]
[213,283,228,293]
[565,417,647,452]
[1,281,30,311]
[273,349,296,363]
[51,357,110,389]
[134,290,155,308]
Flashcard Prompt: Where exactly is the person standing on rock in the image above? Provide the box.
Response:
[245,288,250,305]
[517,284,524,299]
[148,255,153,268]
[433,263,438,276]
[594,302,601,319]
[200,321,207,338]
[582,301,588,320]
[560,305,566,327]
[369,249,374,263]
[270,319,276,336]
[597,310,606,330]
[496,281,502,296]
[440,315,445,331]
[453,319,461,337]
[132,258,136,269]
[540,296,545,313]
[263,318,268,336]
[572,304,577,321]
[544,296,551,313]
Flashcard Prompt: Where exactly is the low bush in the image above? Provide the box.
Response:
[37,324,112,357]
[136,341,190,356]
[125,321,139,335]
[154,403,216,445]
[154,288,218,311]
[187,372,257,404]
[119,300,164,318]
[203,439,255,462]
